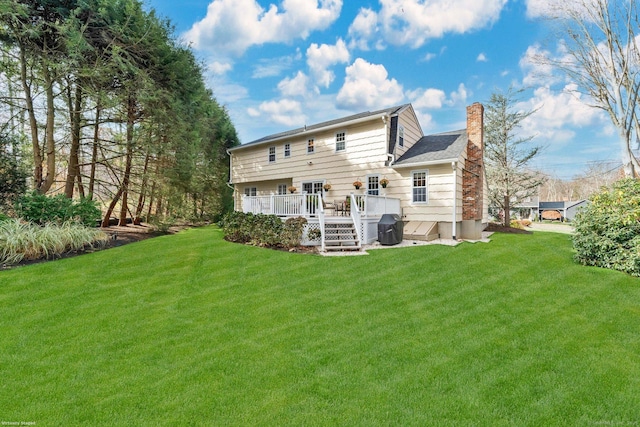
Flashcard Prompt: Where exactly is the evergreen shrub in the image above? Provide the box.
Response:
[15,192,101,226]
[572,178,640,276]
[219,211,306,248]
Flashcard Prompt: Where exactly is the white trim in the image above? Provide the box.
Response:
[335,130,346,152]
[366,174,380,196]
[411,169,429,205]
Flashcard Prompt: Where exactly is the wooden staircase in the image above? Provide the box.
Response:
[323,221,361,252]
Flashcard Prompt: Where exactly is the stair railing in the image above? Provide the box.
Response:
[349,193,362,246]
[318,194,326,252]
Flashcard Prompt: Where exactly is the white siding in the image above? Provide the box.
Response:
[393,107,423,159]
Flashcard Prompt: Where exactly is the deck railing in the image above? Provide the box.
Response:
[352,194,402,217]
[242,193,320,217]
[242,193,401,218]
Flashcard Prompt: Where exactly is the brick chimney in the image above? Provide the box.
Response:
[462,102,484,221]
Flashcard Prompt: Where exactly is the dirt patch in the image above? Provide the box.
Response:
[485,222,532,234]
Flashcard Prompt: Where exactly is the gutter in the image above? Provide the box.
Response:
[391,157,459,169]
[228,113,389,152]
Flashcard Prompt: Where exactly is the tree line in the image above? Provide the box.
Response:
[0,0,239,226]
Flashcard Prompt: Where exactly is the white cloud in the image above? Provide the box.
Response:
[349,0,507,49]
[252,52,301,78]
[447,83,468,106]
[520,44,557,86]
[422,52,437,62]
[278,71,314,97]
[525,0,598,19]
[407,88,446,109]
[519,84,605,142]
[252,99,307,127]
[208,61,233,75]
[415,111,435,131]
[184,0,342,56]
[525,0,555,18]
[336,58,404,109]
[306,39,350,88]
[348,8,379,50]
[477,53,488,62]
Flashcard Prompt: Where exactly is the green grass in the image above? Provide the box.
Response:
[1,227,639,426]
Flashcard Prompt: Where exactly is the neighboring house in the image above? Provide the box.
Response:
[539,200,588,222]
[512,195,540,221]
[228,103,489,251]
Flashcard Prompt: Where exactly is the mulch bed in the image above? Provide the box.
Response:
[485,222,532,234]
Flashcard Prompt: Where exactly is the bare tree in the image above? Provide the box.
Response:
[535,0,640,177]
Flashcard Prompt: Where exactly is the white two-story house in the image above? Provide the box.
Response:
[228,103,488,251]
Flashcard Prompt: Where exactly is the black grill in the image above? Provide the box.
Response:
[378,214,403,245]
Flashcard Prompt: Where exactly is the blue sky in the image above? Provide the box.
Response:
[145,0,623,179]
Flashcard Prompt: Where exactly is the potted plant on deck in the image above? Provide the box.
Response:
[288,186,297,194]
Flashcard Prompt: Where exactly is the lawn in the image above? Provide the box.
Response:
[1,227,639,426]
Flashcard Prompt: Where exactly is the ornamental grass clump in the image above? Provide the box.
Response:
[0,219,108,267]
[572,178,640,276]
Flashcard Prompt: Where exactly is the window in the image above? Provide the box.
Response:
[244,187,257,197]
[398,125,404,147]
[277,184,287,195]
[307,138,315,154]
[284,143,291,158]
[336,132,346,152]
[367,175,380,196]
[412,171,428,203]
[268,146,276,163]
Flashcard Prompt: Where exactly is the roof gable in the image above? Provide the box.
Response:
[392,130,467,167]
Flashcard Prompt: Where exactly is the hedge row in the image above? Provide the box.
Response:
[218,211,307,248]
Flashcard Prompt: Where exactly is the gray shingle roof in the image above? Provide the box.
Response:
[231,104,411,150]
[393,129,467,167]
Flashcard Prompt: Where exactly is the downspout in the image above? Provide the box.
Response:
[452,161,457,240]
[226,148,233,188]
[226,149,236,211]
